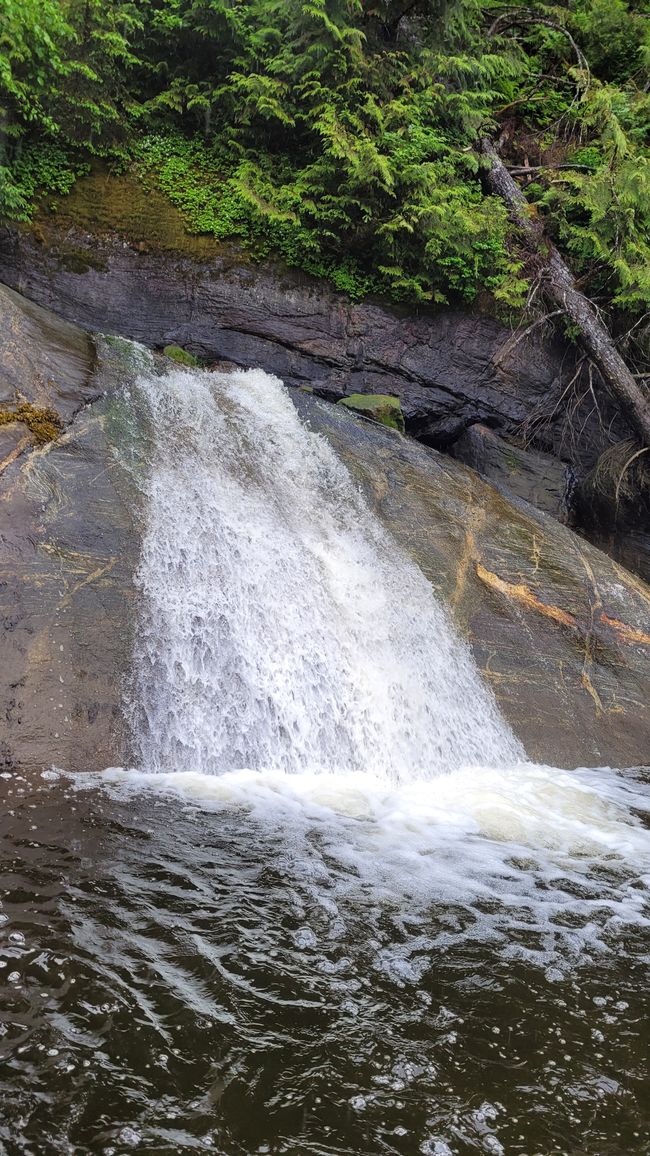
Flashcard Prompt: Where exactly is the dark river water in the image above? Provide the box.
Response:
[1,766,649,1156]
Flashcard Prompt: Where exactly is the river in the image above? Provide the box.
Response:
[1,367,649,1154]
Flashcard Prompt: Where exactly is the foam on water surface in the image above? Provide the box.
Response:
[87,760,650,965]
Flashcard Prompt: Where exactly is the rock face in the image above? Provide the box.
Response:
[294,393,650,769]
[5,214,644,580]
[0,223,589,453]
[451,423,571,521]
[0,284,142,773]
[1,282,649,771]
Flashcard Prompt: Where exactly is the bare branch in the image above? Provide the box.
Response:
[506,163,592,175]
[488,11,590,84]
[491,310,564,369]
[615,446,649,509]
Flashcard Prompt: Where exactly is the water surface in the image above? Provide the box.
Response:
[1,764,649,1155]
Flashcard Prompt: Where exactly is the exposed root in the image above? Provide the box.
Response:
[587,438,650,511]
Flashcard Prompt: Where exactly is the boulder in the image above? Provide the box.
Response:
[450,422,571,521]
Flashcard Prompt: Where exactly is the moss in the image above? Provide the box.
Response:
[163,344,199,367]
[34,168,228,261]
[0,402,63,444]
[55,245,108,274]
[337,393,405,433]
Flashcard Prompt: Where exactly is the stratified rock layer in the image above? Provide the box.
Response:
[0,223,579,449]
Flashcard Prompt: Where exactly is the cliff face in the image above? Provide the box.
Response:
[1,282,649,771]
[0,222,584,451]
[4,212,648,582]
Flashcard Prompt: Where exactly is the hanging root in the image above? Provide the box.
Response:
[582,438,650,522]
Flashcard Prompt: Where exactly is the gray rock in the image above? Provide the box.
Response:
[0,225,589,452]
[450,422,571,520]
[1,281,648,772]
[0,285,142,772]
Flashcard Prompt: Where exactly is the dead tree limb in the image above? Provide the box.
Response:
[487,12,590,80]
[480,137,650,448]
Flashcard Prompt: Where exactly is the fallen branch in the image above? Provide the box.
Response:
[506,164,592,175]
[480,138,650,449]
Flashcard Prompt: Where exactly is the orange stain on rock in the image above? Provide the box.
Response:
[475,563,576,628]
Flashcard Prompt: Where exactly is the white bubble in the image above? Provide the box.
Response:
[118,1126,141,1147]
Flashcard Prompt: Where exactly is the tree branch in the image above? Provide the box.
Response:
[480,138,650,449]
[488,11,590,81]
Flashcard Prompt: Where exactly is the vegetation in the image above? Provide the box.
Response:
[0,401,63,443]
[338,393,405,432]
[163,344,200,367]
[0,0,648,321]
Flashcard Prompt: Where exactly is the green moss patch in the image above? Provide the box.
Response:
[163,344,199,367]
[337,393,405,433]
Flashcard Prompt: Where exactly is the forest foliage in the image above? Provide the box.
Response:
[0,0,649,312]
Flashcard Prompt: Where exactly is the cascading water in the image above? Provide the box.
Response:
[4,362,650,1156]
[129,366,523,780]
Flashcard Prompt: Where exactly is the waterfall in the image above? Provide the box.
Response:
[129,367,524,780]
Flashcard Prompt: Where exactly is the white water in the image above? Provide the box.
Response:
[130,367,522,780]
[115,365,650,958]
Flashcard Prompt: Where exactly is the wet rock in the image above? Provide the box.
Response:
[0,282,96,421]
[0,284,142,773]
[0,224,588,454]
[450,423,571,520]
[294,391,650,769]
[338,393,405,433]
[1,282,648,771]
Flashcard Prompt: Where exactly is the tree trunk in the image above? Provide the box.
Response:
[480,138,650,449]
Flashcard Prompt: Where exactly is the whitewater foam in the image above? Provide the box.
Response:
[128,367,522,780]
[87,761,650,962]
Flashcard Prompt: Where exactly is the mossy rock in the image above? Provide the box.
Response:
[337,393,405,433]
[163,344,199,367]
[0,402,62,444]
[55,245,108,275]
